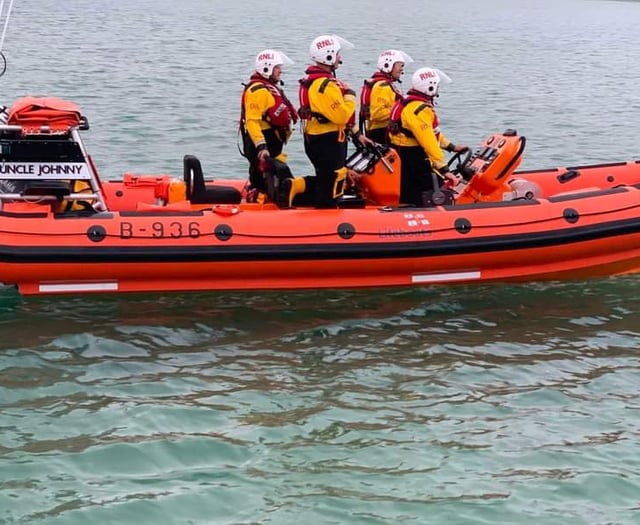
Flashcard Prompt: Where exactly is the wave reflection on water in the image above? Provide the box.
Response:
[1,279,639,523]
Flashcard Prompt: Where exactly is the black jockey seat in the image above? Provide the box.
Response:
[183,154,242,205]
[21,180,72,199]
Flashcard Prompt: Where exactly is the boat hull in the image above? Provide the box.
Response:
[3,184,640,295]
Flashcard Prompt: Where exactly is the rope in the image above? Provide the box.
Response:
[0,0,15,54]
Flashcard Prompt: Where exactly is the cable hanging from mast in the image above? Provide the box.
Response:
[0,0,16,78]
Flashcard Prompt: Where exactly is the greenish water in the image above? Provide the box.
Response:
[2,281,640,523]
[2,0,640,523]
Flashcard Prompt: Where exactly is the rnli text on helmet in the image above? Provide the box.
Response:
[316,38,335,49]
[258,52,275,61]
[420,71,437,80]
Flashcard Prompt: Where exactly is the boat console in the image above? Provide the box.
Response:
[346,130,529,207]
[456,129,527,204]
[347,143,401,206]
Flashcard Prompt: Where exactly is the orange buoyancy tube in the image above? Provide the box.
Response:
[456,131,526,204]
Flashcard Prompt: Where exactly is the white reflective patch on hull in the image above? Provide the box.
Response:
[38,282,119,293]
[412,271,481,284]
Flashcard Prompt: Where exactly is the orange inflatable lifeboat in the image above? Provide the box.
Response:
[2,97,640,296]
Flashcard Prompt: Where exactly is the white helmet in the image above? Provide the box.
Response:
[411,67,452,96]
[255,49,294,79]
[309,34,354,66]
[377,49,413,74]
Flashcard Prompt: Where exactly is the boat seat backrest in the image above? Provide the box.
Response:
[21,180,72,198]
[183,154,241,205]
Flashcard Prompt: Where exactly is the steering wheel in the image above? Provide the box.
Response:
[447,148,473,177]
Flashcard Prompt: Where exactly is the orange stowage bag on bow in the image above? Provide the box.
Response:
[7,96,82,132]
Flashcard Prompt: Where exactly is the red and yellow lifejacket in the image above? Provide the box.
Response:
[240,74,297,130]
[358,71,402,132]
[298,66,355,127]
[388,89,439,140]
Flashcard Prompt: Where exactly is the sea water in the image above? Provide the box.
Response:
[1,0,640,523]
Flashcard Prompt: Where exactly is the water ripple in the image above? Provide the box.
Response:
[2,279,639,522]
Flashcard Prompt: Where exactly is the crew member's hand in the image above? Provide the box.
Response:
[257,147,269,160]
[453,144,469,153]
[358,133,375,146]
[343,93,356,105]
[443,171,462,186]
[357,133,375,147]
[339,80,352,92]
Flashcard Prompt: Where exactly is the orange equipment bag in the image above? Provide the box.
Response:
[7,96,82,133]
